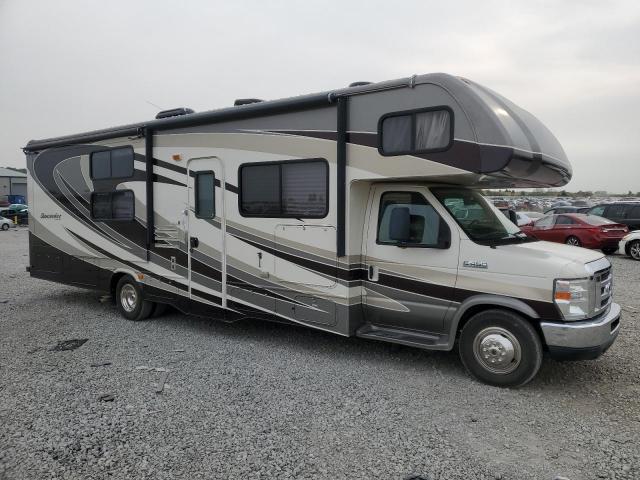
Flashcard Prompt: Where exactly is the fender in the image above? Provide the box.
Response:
[443,294,540,350]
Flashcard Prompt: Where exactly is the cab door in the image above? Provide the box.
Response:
[186,157,226,308]
[362,185,459,334]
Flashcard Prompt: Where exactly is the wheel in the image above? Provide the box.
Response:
[628,240,640,261]
[602,247,617,255]
[1,223,8,231]
[565,236,581,247]
[459,309,543,387]
[115,275,154,321]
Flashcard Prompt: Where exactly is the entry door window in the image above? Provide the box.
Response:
[194,172,215,219]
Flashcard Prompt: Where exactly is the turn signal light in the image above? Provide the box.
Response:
[554,291,572,301]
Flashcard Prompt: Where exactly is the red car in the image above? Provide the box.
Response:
[521,214,628,254]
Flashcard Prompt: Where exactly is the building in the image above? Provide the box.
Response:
[0,167,27,199]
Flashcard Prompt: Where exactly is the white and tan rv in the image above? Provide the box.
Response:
[24,73,620,386]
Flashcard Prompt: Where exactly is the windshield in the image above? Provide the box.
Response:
[431,187,527,245]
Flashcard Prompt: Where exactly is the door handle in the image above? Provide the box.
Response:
[367,265,379,282]
[190,236,199,252]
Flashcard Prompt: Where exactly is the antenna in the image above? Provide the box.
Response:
[145,100,164,110]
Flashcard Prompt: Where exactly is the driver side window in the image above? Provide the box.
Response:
[377,192,446,247]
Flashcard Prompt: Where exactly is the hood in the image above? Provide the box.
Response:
[462,239,606,280]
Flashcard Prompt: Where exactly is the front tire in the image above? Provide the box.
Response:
[628,240,640,261]
[459,309,543,387]
[1,223,8,231]
[565,236,581,247]
[116,276,154,321]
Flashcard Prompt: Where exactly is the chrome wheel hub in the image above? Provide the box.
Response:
[120,284,137,313]
[567,238,579,246]
[630,242,640,260]
[473,327,521,374]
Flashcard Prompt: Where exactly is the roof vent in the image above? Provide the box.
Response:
[349,81,372,87]
[155,108,195,119]
[234,98,264,106]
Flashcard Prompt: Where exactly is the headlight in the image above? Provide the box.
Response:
[553,278,594,321]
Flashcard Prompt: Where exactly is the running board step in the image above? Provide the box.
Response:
[356,324,449,350]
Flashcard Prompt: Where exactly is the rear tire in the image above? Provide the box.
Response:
[628,240,640,261]
[116,276,154,321]
[1,223,8,231]
[565,236,581,247]
[459,309,543,388]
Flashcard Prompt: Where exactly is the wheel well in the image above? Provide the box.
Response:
[110,272,128,298]
[455,304,547,349]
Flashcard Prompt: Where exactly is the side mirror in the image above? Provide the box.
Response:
[437,217,451,249]
[389,207,411,243]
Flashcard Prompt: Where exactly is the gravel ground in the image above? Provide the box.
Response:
[0,227,638,480]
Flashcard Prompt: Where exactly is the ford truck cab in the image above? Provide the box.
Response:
[362,183,620,386]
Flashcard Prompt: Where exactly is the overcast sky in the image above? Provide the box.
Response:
[1,0,638,192]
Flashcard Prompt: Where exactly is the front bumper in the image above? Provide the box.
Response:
[540,303,621,360]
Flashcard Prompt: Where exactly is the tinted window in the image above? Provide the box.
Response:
[91,190,134,221]
[378,192,444,247]
[112,191,134,220]
[240,160,327,218]
[629,205,640,218]
[381,115,411,153]
[380,108,452,155]
[241,164,280,216]
[281,162,326,216]
[556,215,576,225]
[535,215,554,227]
[91,151,111,179]
[111,148,135,178]
[607,205,628,218]
[195,172,215,218]
[91,192,112,219]
[90,147,134,180]
[589,205,606,216]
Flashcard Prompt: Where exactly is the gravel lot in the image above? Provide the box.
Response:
[1,228,638,480]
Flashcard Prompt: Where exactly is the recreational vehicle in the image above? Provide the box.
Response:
[24,73,620,387]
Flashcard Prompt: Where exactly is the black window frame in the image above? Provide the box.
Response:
[194,171,216,219]
[376,190,450,249]
[90,189,135,221]
[238,158,329,219]
[377,106,455,157]
[89,146,135,180]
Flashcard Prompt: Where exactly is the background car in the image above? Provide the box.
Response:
[587,202,640,230]
[0,203,28,217]
[515,212,533,226]
[618,231,640,260]
[521,213,628,254]
[544,205,589,215]
[0,216,16,230]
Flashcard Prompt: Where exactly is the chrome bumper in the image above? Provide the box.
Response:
[540,302,620,353]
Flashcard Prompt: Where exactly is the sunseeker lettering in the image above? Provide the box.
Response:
[40,213,61,220]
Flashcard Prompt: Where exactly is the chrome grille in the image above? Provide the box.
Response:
[594,266,612,313]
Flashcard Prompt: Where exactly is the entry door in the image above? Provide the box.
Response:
[362,185,459,334]
[186,157,226,307]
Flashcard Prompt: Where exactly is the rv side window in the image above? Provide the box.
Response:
[379,108,452,155]
[239,160,328,218]
[377,192,446,247]
[91,190,135,221]
[90,147,134,179]
[195,172,215,219]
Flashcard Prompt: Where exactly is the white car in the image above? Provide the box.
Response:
[0,216,16,230]
[619,231,640,260]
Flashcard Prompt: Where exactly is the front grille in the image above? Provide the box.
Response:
[594,266,612,313]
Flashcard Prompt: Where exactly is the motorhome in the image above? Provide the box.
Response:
[24,73,620,387]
